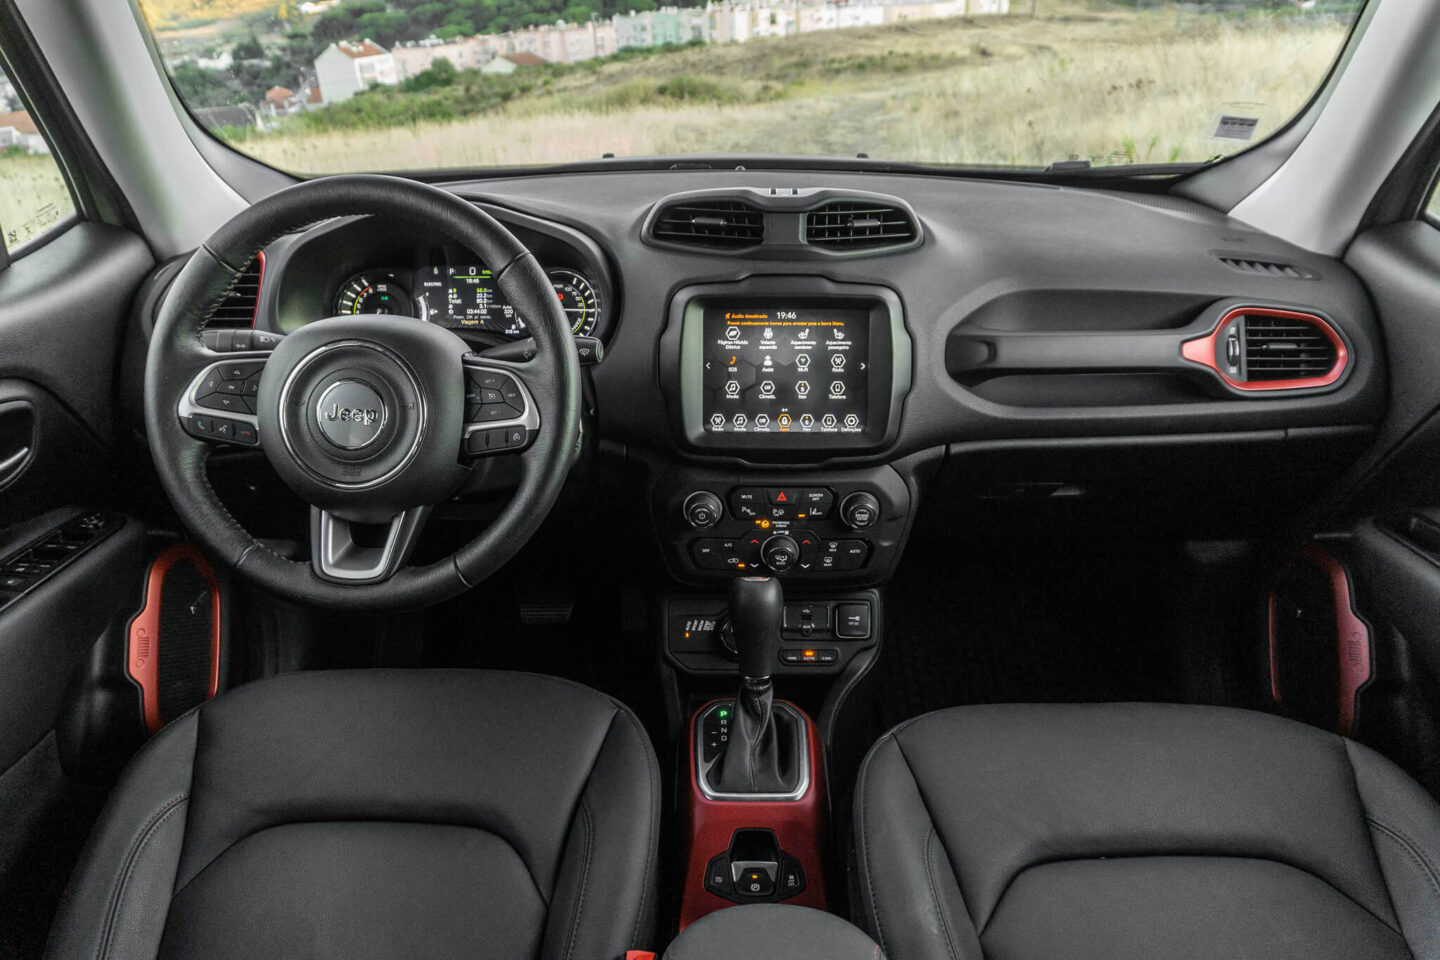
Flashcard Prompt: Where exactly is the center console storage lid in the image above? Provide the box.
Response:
[664,905,882,960]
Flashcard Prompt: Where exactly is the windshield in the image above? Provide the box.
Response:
[136,0,1365,175]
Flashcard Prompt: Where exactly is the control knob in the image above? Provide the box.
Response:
[683,491,724,530]
[761,535,800,573]
[840,492,881,530]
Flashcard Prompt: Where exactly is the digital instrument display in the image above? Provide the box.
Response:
[701,305,870,435]
[333,266,600,337]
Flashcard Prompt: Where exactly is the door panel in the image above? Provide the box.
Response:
[0,222,153,958]
[1326,222,1440,796]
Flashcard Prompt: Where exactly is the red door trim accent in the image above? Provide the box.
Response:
[1181,306,1348,392]
[1268,547,1372,737]
[126,544,221,733]
[679,699,829,929]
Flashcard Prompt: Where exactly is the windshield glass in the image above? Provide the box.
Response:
[136,0,1365,175]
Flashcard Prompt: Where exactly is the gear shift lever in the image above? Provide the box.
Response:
[732,576,782,683]
[714,576,803,795]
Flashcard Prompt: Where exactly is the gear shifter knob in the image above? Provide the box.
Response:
[730,576,783,680]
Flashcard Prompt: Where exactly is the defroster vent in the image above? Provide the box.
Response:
[650,200,764,249]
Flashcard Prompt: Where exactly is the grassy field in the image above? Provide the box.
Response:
[222,2,1350,173]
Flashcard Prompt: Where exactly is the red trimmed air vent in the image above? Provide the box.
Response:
[204,251,265,328]
[1182,307,1346,392]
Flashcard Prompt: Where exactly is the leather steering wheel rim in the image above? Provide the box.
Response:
[145,175,582,613]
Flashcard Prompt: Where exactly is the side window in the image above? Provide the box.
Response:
[0,67,75,251]
[1427,178,1440,224]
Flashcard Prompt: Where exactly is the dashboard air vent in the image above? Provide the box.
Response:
[651,200,763,249]
[804,201,917,250]
[1216,254,1314,280]
[204,253,264,328]
[1241,313,1338,382]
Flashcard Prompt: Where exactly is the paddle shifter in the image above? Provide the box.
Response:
[713,576,806,796]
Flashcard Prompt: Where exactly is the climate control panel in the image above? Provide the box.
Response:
[652,466,912,585]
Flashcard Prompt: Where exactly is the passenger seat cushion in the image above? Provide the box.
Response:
[855,703,1440,960]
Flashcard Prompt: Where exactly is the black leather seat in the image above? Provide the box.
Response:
[45,670,659,960]
[855,702,1440,960]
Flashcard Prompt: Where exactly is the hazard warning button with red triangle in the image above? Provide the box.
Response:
[767,488,795,505]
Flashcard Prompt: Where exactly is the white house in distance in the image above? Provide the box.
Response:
[313,40,398,104]
[480,51,548,75]
[0,111,49,154]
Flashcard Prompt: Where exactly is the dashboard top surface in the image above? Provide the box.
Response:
[228,168,1383,468]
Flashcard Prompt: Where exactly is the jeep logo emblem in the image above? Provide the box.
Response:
[315,380,386,450]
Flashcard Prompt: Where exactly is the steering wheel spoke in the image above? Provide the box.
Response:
[177,344,279,448]
[460,355,540,458]
[310,505,431,584]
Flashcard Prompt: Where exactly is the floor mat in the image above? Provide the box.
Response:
[872,538,1260,732]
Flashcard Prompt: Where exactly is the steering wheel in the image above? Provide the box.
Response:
[145,175,582,613]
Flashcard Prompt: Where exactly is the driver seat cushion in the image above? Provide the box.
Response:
[855,702,1440,960]
[44,669,661,960]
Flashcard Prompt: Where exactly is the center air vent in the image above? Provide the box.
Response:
[804,201,917,250]
[204,252,264,328]
[1242,313,1338,382]
[650,200,763,249]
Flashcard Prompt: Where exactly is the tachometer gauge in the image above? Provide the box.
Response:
[547,269,601,336]
[335,273,415,317]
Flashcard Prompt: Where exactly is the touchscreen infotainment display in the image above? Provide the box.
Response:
[701,304,870,435]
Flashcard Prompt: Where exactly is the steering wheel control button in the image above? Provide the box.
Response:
[465,426,530,456]
[840,492,881,530]
[836,603,873,639]
[683,491,724,530]
[314,380,387,450]
[203,330,285,353]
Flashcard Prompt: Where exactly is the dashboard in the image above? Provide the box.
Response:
[149,168,1387,594]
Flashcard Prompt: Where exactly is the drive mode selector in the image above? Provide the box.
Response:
[761,534,800,573]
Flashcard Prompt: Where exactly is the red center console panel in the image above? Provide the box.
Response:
[679,700,829,929]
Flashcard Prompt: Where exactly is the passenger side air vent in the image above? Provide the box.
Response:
[1215,254,1315,280]
[1241,313,1338,382]
[804,201,917,250]
[650,200,764,249]
[204,252,264,328]
[1183,307,1347,392]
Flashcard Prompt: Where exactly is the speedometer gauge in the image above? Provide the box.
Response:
[335,273,415,318]
[547,269,601,336]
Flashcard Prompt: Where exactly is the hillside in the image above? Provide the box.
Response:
[140,0,279,27]
[226,8,1348,174]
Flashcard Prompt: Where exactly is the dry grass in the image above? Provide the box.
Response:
[226,3,1351,173]
[0,153,75,249]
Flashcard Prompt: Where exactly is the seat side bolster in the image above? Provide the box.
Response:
[44,712,200,960]
[1347,739,1440,960]
[855,734,983,960]
[542,700,661,960]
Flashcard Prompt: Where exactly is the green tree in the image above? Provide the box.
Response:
[232,33,264,61]
[355,10,411,45]
[404,56,458,90]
